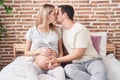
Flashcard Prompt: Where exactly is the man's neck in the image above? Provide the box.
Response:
[62,19,75,30]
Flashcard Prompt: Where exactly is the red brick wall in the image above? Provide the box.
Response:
[0,0,120,69]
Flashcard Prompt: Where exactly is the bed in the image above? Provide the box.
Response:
[0,32,120,80]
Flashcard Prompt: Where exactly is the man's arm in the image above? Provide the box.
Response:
[58,48,86,62]
[50,48,86,63]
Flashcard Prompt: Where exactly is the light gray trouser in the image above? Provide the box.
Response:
[64,58,107,80]
[27,63,66,80]
[47,66,66,80]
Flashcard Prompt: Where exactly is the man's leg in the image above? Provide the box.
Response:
[86,59,107,80]
[47,66,66,80]
[64,63,90,80]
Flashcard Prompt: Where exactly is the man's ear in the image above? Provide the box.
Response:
[63,13,68,19]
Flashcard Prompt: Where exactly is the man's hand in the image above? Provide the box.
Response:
[47,56,60,69]
[48,62,60,69]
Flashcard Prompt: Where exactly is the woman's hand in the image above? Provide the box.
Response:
[36,48,55,57]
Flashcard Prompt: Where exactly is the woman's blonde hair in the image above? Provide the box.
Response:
[36,4,56,30]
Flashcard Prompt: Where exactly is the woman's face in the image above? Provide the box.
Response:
[49,8,57,24]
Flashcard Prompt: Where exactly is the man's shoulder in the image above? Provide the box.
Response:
[75,22,85,28]
[72,22,85,32]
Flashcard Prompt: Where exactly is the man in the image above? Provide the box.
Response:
[49,5,107,80]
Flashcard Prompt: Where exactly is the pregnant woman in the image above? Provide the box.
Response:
[0,4,65,80]
[24,3,65,80]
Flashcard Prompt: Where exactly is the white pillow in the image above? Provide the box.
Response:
[104,54,120,80]
[39,74,71,80]
[39,74,55,80]
[91,32,107,59]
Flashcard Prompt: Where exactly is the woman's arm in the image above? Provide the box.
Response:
[47,38,63,69]
[24,40,38,56]
[25,40,54,56]
[58,39,64,57]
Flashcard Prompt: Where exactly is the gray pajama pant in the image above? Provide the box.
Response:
[64,58,107,80]
[26,62,66,80]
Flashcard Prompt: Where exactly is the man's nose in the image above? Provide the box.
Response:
[55,15,57,19]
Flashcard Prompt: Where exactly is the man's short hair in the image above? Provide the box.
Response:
[58,5,74,20]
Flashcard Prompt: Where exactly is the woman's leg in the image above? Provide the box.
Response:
[26,63,45,80]
[47,66,66,80]
[64,63,90,80]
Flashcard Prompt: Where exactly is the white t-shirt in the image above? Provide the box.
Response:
[63,22,100,63]
[25,26,61,56]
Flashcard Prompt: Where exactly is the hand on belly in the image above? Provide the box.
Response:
[34,54,56,70]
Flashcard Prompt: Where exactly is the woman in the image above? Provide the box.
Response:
[24,4,65,80]
[0,4,65,80]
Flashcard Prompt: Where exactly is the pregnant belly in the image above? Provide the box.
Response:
[34,54,56,70]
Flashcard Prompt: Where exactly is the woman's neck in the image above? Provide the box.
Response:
[37,25,50,32]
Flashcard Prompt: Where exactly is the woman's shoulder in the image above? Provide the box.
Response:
[28,26,36,31]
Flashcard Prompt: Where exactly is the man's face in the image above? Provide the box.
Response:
[56,8,64,23]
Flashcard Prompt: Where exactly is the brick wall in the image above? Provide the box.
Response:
[0,0,120,70]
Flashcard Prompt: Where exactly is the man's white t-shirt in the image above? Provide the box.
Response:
[63,22,100,63]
